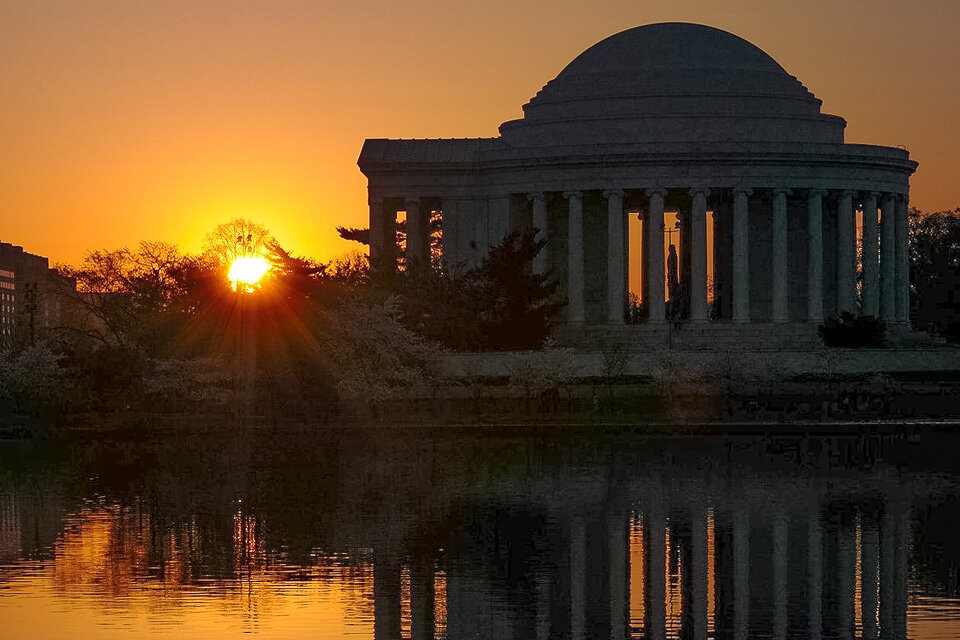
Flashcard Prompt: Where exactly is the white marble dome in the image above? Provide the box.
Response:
[499,23,846,146]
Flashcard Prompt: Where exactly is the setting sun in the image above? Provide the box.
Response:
[229,255,271,291]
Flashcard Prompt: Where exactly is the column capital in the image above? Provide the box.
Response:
[603,188,624,200]
[645,187,668,199]
[880,192,896,205]
[687,187,711,198]
[526,191,545,203]
[807,188,828,199]
[733,187,753,198]
[863,190,881,199]
[404,196,419,209]
[771,187,792,198]
[896,192,909,204]
[563,190,582,201]
[836,189,855,199]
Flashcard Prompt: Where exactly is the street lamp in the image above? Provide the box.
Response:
[237,233,253,258]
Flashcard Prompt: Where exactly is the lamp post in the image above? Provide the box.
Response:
[237,233,253,258]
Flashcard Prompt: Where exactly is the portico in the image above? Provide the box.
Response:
[359,23,917,344]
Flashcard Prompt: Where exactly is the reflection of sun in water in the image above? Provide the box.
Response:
[229,256,270,291]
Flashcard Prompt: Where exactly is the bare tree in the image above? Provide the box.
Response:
[202,218,275,265]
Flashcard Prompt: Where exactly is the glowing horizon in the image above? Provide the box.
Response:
[2,2,958,267]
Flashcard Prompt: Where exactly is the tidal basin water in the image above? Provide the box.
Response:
[1,425,959,639]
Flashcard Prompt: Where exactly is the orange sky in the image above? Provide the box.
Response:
[2,0,959,266]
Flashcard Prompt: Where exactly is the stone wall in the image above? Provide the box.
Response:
[442,348,960,382]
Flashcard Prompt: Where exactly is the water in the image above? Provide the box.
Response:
[1,425,959,639]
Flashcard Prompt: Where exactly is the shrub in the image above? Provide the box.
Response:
[818,313,886,348]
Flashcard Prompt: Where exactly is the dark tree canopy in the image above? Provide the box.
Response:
[910,207,960,340]
[388,229,564,351]
[335,226,369,245]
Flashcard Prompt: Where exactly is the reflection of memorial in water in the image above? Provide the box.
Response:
[0,433,951,639]
[367,455,916,640]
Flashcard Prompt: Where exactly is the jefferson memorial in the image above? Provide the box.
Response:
[358,23,916,345]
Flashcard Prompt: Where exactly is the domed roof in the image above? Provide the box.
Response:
[499,23,845,147]
[557,22,787,78]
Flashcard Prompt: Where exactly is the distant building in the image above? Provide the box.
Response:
[0,240,75,346]
[358,23,917,348]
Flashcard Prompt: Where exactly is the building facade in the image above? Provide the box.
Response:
[358,23,917,344]
[0,241,73,346]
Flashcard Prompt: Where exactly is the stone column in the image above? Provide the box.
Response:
[807,190,825,322]
[623,210,630,318]
[690,507,708,640]
[405,197,427,268]
[570,515,586,640]
[837,190,857,315]
[895,194,910,324]
[808,508,823,640]
[536,567,551,640]
[772,510,788,640]
[879,505,894,639]
[645,508,667,640]
[862,192,880,317]
[529,192,548,274]
[440,198,458,272]
[369,196,388,267]
[645,189,667,324]
[861,515,880,640]
[566,191,585,324]
[771,189,790,322]
[712,210,721,313]
[411,555,435,640]
[733,506,750,640]
[732,189,752,323]
[609,511,629,640]
[488,195,511,249]
[689,189,710,322]
[606,190,626,323]
[374,550,402,640]
[837,512,856,640]
[640,210,649,314]
[893,504,909,640]
[880,193,897,323]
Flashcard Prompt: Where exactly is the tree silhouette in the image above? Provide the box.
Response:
[910,207,960,340]
[203,218,275,265]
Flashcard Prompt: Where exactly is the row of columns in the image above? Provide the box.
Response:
[639,502,909,640]
[371,500,910,640]
[587,187,909,325]
[374,549,437,640]
[370,187,910,325]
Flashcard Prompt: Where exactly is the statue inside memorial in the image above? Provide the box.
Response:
[667,244,681,319]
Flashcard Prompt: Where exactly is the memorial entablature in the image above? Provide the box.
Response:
[358,23,917,344]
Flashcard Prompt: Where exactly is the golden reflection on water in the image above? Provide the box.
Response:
[1,505,375,639]
[434,570,448,638]
[706,508,716,640]
[856,510,864,637]
[664,520,682,640]
[629,514,645,633]
[2,432,960,640]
